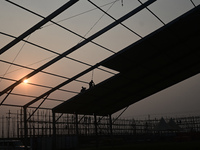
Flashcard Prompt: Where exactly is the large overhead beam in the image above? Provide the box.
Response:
[23,0,156,108]
[0,0,79,55]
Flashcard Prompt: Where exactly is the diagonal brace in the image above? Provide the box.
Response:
[0,88,13,106]
[26,94,49,121]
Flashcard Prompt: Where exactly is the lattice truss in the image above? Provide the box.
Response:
[0,0,199,114]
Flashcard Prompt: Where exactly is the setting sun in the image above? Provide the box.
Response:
[23,79,28,84]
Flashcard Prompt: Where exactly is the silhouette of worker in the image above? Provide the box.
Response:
[89,80,95,89]
[81,86,86,93]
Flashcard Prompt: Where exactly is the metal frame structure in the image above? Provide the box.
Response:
[1,0,200,149]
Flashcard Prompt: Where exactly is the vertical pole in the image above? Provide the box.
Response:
[75,113,79,149]
[109,114,113,136]
[109,114,113,147]
[17,110,19,138]
[94,114,98,148]
[37,110,39,136]
[2,115,4,138]
[20,108,23,138]
[12,117,15,138]
[23,107,28,150]
[7,110,11,138]
[75,113,79,135]
[52,111,56,150]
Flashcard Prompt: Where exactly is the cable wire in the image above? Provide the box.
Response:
[79,0,118,43]
[0,35,31,83]
[42,0,120,28]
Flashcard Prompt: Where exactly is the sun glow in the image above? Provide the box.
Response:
[23,79,28,84]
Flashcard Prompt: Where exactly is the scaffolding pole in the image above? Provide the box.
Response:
[23,107,28,150]
[52,111,56,150]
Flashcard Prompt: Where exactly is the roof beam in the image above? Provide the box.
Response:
[23,0,156,108]
[0,0,79,55]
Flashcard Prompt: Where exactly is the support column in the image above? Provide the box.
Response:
[52,111,56,150]
[23,107,28,150]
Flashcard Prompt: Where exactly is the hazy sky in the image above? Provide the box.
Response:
[0,0,200,119]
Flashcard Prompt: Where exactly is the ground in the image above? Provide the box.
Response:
[80,140,200,150]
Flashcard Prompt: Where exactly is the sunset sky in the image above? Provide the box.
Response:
[1,0,200,119]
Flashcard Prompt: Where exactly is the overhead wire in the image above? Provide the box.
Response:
[0,34,32,106]
[42,0,120,28]
[0,35,31,83]
[79,0,118,43]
